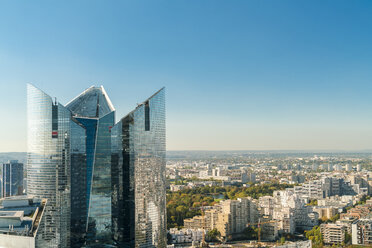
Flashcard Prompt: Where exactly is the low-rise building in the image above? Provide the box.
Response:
[274,240,312,248]
[314,207,338,219]
[169,228,204,244]
[0,196,47,248]
[169,184,186,192]
[184,215,205,230]
[320,223,346,245]
[341,204,372,220]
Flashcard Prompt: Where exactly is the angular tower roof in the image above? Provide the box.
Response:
[66,86,115,118]
[119,87,164,121]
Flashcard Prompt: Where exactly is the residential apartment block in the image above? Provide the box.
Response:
[184,197,258,240]
[320,223,346,245]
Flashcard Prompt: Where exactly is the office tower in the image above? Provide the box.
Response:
[27,84,80,248]
[69,118,87,247]
[1,160,24,197]
[27,84,166,247]
[111,88,166,247]
[66,86,115,246]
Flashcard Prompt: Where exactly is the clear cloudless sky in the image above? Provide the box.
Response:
[1,0,372,152]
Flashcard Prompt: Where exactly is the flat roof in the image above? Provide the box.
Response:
[0,211,24,218]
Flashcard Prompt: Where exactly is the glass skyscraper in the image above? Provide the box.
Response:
[111,88,166,248]
[27,84,166,248]
[66,86,115,245]
[27,84,76,248]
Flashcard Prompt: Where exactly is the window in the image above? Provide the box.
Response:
[145,102,150,131]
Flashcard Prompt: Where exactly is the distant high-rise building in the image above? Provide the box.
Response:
[27,84,166,248]
[111,88,166,247]
[322,178,342,197]
[212,167,221,177]
[248,172,256,183]
[1,160,23,197]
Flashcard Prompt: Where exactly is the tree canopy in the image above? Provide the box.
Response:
[167,183,294,228]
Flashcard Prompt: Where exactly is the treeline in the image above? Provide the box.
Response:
[167,183,294,228]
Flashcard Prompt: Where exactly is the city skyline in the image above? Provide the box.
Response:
[2,1,372,151]
[1,1,372,248]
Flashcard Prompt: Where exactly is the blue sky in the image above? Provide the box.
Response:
[1,0,372,152]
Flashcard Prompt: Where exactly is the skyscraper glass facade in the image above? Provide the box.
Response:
[27,84,73,248]
[111,88,166,248]
[70,119,87,247]
[27,84,165,248]
[66,87,115,245]
[86,111,114,243]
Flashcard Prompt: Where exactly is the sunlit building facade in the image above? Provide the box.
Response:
[27,84,76,248]
[66,86,115,246]
[27,84,166,248]
[111,88,166,247]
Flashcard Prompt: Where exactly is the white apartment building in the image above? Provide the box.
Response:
[294,180,323,200]
[260,189,318,234]
[169,228,204,244]
[320,223,346,245]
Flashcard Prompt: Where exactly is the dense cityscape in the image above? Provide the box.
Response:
[1,1,372,248]
[1,147,372,247]
[165,151,372,247]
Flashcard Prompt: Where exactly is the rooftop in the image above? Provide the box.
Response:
[0,211,23,218]
[66,85,115,118]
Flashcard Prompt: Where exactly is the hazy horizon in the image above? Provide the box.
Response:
[2,149,372,153]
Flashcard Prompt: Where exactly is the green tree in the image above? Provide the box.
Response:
[243,226,258,240]
[207,228,221,242]
[307,199,318,206]
[345,232,351,244]
[280,236,285,244]
[329,213,340,223]
[305,226,323,248]
[166,183,296,228]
